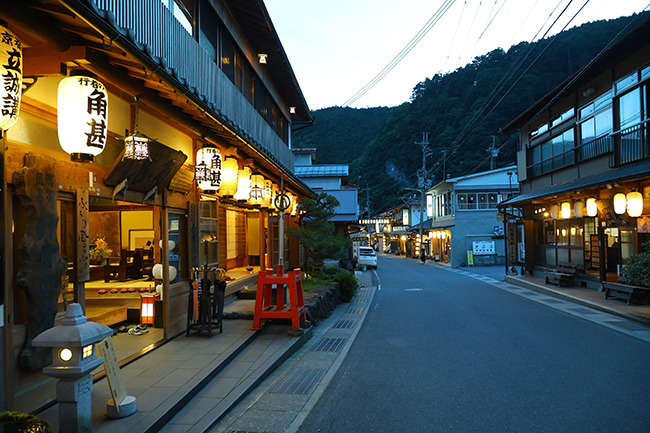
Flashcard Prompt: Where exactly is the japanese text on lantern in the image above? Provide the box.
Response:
[79,78,107,149]
[1,29,22,129]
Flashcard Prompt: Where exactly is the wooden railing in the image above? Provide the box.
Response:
[93,0,294,170]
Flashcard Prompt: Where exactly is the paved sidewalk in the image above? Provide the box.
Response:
[208,271,376,433]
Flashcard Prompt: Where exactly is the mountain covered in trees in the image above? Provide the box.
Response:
[292,12,650,215]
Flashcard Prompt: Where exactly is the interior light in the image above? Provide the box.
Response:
[59,348,73,362]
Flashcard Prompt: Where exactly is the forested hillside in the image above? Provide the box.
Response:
[292,12,650,214]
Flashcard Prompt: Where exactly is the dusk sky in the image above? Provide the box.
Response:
[266,0,650,110]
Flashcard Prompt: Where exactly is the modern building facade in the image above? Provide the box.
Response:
[0,0,312,412]
[426,166,517,267]
[501,16,650,286]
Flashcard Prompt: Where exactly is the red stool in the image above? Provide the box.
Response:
[252,266,305,330]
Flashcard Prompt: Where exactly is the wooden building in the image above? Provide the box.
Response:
[0,0,313,412]
[501,15,650,287]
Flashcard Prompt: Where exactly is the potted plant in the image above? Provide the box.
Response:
[90,236,113,265]
[621,242,650,287]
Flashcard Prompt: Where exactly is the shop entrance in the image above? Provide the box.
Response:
[59,199,165,363]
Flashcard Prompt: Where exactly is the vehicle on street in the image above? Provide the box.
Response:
[358,246,377,269]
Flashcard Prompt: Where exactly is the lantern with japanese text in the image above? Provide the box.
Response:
[627,191,643,217]
[234,166,252,200]
[195,146,222,191]
[586,198,598,217]
[0,26,22,131]
[249,174,266,205]
[58,75,108,162]
[220,157,238,196]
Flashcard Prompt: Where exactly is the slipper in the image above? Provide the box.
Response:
[110,288,119,294]
[138,287,148,293]
[121,288,129,293]
[98,289,108,294]
[118,325,128,333]
[128,288,137,293]
[134,324,149,333]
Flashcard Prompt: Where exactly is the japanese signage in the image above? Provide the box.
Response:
[195,147,222,190]
[57,75,108,161]
[77,188,90,282]
[472,240,495,255]
[99,338,127,411]
[0,26,22,131]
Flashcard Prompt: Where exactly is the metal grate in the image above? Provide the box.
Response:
[333,319,357,329]
[270,368,324,395]
[347,307,364,314]
[312,337,347,353]
[357,292,370,296]
[355,298,369,304]
[605,320,649,332]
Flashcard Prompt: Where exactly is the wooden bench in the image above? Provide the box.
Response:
[602,281,650,305]
[545,262,579,287]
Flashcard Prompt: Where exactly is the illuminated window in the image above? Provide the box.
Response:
[82,344,93,359]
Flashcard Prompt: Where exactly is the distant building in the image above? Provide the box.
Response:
[426,166,518,267]
[293,148,359,223]
[380,199,424,258]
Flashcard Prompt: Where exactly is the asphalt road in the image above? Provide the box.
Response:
[298,254,650,433]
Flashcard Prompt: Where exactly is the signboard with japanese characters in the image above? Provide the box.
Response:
[0,26,22,131]
[472,240,495,255]
[57,75,108,162]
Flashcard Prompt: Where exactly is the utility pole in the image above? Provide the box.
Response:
[416,132,431,261]
[489,136,498,170]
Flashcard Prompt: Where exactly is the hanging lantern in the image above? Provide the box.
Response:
[613,193,626,215]
[586,198,598,217]
[290,194,298,216]
[561,202,571,219]
[550,204,559,220]
[626,191,643,217]
[195,146,222,191]
[0,25,22,131]
[574,200,584,218]
[58,74,108,162]
[234,166,251,200]
[249,174,266,205]
[270,183,280,209]
[122,96,151,160]
[263,179,273,208]
[123,133,151,160]
[570,227,577,236]
[220,157,239,196]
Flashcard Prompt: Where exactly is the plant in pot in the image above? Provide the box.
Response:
[621,242,650,287]
[90,236,113,265]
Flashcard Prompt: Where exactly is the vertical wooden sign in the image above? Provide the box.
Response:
[77,188,90,282]
[99,337,127,411]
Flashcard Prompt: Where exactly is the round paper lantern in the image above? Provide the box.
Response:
[58,75,108,162]
[561,202,571,219]
[0,26,22,131]
[586,198,598,217]
[263,179,273,208]
[234,166,252,200]
[152,263,163,280]
[550,204,559,220]
[613,193,626,215]
[195,146,222,191]
[168,266,177,281]
[220,157,239,196]
[626,191,643,217]
[574,200,584,218]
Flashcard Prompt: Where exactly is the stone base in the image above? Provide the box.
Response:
[107,395,136,419]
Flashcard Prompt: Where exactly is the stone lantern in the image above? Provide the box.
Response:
[32,303,113,433]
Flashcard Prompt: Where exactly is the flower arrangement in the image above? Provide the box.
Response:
[90,236,112,262]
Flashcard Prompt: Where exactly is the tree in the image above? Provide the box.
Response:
[287,192,351,274]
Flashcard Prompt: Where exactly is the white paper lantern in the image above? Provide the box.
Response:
[0,26,22,131]
[550,204,559,220]
[561,202,571,219]
[58,75,108,162]
[586,198,598,217]
[196,146,222,191]
[626,191,643,217]
[152,263,163,280]
[574,200,584,218]
[220,157,239,196]
[613,193,626,215]
[234,166,252,200]
[249,174,266,206]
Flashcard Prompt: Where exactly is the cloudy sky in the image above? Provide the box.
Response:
[266,0,650,110]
